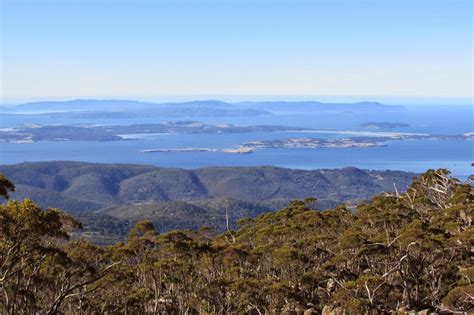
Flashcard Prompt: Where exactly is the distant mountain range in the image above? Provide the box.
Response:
[1,99,404,117]
[0,161,415,243]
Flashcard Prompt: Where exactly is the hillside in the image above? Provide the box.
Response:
[0,162,414,210]
[0,161,415,240]
[0,169,471,314]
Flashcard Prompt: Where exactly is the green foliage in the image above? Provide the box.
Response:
[0,169,472,314]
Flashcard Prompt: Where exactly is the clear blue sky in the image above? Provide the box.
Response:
[1,0,472,102]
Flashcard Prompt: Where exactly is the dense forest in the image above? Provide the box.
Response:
[0,169,472,314]
[0,162,414,214]
[0,162,415,244]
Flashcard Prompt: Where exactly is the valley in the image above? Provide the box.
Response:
[0,161,415,244]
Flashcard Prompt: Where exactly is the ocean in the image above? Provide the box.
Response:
[0,104,472,178]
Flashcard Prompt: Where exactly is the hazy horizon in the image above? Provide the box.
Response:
[2,95,473,107]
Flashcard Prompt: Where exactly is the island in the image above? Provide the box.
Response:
[0,121,306,143]
[142,147,255,154]
[242,137,386,149]
[142,133,474,155]
[142,137,388,155]
[360,122,410,129]
[1,121,472,152]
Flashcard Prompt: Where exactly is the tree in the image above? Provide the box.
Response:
[0,174,15,199]
[0,170,472,313]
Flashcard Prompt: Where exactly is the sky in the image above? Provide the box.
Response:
[0,0,472,103]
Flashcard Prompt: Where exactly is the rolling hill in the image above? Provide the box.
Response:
[0,161,415,242]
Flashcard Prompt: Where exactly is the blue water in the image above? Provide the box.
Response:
[0,105,472,178]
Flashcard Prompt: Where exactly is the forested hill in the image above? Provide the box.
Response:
[0,161,414,212]
[0,161,415,242]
